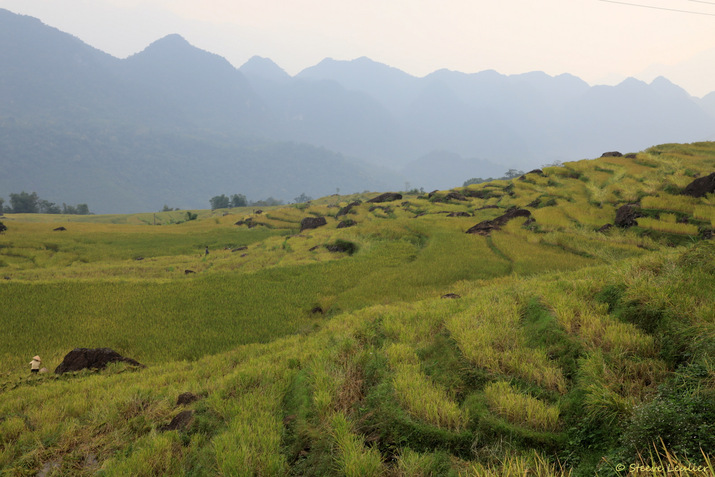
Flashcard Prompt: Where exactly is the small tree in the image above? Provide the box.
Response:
[210,194,230,210]
[502,169,524,180]
[162,204,174,212]
[230,194,247,208]
[75,204,90,215]
[39,199,61,214]
[294,192,312,204]
[0,197,4,213]
[9,191,39,213]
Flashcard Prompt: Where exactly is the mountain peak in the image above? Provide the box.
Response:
[240,56,290,82]
[141,34,191,53]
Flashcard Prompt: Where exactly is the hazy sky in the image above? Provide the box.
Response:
[2,0,715,96]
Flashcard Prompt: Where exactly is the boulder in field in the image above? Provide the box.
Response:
[177,392,200,406]
[466,208,532,236]
[441,293,461,299]
[614,204,642,228]
[54,348,143,374]
[53,226,67,231]
[160,410,194,431]
[300,216,327,231]
[681,172,715,198]
[367,192,402,203]
[337,219,357,228]
[601,151,623,157]
[336,201,361,217]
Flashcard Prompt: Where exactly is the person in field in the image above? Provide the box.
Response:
[30,355,42,374]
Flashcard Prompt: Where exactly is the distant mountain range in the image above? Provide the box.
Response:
[1,8,714,213]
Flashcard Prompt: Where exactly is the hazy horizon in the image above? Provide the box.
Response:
[1,0,714,97]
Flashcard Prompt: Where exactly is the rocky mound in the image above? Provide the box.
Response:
[614,204,642,228]
[337,219,357,228]
[466,208,532,236]
[681,172,715,198]
[367,192,402,203]
[160,410,194,432]
[336,201,361,217]
[300,216,327,231]
[54,348,143,374]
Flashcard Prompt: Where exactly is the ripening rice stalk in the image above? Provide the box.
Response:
[484,381,561,431]
[636,217,699,235]
[331,412,385,477]
[462,450,572,477]
[641,195,697,215]
[446,291,567,393]
[693,205,715,227]
[386,343,468,431]
[530,207,574,229]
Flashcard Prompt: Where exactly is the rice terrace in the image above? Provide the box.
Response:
[1,142,714,476]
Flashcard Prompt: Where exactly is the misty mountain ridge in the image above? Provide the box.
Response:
[1,8,714,213]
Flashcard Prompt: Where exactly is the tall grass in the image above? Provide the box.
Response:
[330,412,385,477]
[386,343,468,431]
[446,287,567,393]
[484,381,560,431]
[636,217,699,235]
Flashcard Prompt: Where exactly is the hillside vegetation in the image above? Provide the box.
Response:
[1,142,714,476]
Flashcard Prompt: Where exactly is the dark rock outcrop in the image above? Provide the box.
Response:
[601,151,623,157]
[445,192,467,201]
[337,219,357,228]
[336,201,361,217]
[519,169,544,180]
[463,189,489,199]
[54,348,143,375]
[441,293,461,299]
[597,223,613,233]
[53,226,67,231]
[161,410,194,431]
[447,211,471,217]
[466,208,532,236]
[367,192,402,203]
[324,240,358,255]
[300,216,327,231]
[681,172,715,198]
[527,198,542,208]
[184,269,196,274]
[614,204,642,228]
[0,221,6,233]
[177,392,200,406]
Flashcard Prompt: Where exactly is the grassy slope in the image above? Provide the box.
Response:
[0,142,714,476]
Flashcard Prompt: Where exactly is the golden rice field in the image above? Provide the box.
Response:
[0,142,713,476]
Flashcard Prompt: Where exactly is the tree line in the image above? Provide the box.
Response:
[208,194,288,210]
[0,191,90,215]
